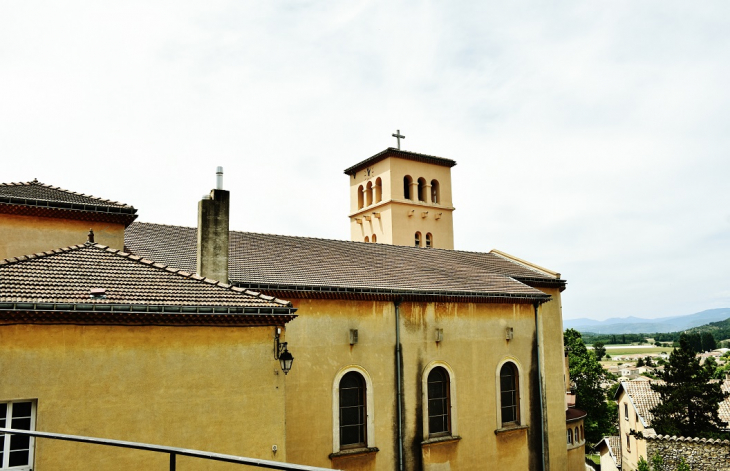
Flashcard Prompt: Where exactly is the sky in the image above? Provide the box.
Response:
[2,1,729,321]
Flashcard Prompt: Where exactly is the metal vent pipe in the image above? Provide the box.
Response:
[216,166,224,190]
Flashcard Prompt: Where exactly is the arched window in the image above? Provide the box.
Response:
[415,232,421,247]
[575,427,580,443]
[425,233,432,248]
[364,236,369,243]
[403,176,413,200]
[499,362,519,426]
[339,372,367,448]
[375,178,382,203]
[431,179,440,204]
[567,429,573,444]
[372,234,377,243]
[357,185,364,210]
[417,178,426,202]
[580,425,584,441]
[366,181,373,206]
[427,367,451,436]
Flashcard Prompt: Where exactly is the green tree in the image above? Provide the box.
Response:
[704,356,718,376]
[651,453,666,471]
[685,332,702,353]
[676,456,690,471]
[564,329,614,445]
[650,336,730,439]
[701,332,717,352]
[645,356,654,367]
[636,456,650,471]
[593,341,606,361]
[637,357,645,367]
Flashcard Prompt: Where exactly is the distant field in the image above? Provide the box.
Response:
[591,346,674,356]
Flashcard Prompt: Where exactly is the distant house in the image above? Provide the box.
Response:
[618,366,639,379]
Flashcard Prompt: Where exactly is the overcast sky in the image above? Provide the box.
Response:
[2,2,729,321]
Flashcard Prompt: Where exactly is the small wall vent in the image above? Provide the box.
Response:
[349,329,358,345]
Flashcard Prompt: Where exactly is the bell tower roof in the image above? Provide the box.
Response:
[344,147,456,176]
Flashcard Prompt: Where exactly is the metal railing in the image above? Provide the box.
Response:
[0,428,338,471]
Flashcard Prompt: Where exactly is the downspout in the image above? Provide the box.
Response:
[394,298,404,471]
[534,302,546,471]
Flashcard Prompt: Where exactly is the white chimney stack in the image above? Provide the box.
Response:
[216,166,224,190]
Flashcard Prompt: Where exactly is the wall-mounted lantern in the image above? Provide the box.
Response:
[274,328,294,375]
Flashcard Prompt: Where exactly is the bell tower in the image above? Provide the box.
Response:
[344,147,456,249]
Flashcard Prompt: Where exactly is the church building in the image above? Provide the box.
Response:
[0,143,582,471]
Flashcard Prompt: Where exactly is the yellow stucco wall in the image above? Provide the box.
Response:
[536,288,569,471]
[283,298,559,471]
[348,157,455,249]
[0,323,288,471]
[617,389,648,470]
[0,213,126,259]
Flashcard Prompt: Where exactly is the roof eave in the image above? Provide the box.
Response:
[343,148,457,176]
[231,282,551,304]
[0,200,138,226]
[0,304,297,327]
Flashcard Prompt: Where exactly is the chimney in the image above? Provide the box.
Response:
[197,167,230,282]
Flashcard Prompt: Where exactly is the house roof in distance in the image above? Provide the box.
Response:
[125,222,564,303]
[343,148,457,176]
[0,180,138,226]
[0,242,295,326]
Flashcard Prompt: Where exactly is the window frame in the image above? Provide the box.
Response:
[415,232,422,247]
[332,367,375,453]
[0,399,37,471]
[425,233,432,248]
[421,362,458,440]
[495,358,525,429]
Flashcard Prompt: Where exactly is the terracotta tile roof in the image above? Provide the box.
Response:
[0,243,294,325]
[343,147,457,176]
[720,379,730,425]
[0,180,137,225]
[599,436,622,468]
[620,380,662,426]
[125,222,563,302]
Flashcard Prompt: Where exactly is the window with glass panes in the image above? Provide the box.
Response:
[500,363,519,425]
[339,372,366,448]
[427,367,450,435]
[1,400,35,470]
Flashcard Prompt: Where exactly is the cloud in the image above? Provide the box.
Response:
[1,1,728,320]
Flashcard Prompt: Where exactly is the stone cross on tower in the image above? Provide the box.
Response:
[392,129,405,149]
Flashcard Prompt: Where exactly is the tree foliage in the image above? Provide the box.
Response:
[650,336,730,439]
[593,341,606,361]
[675,456,691,471]
[636,456,651,471]
[564,328,615,445]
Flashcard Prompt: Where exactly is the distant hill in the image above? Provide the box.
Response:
[565,308,730,334]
